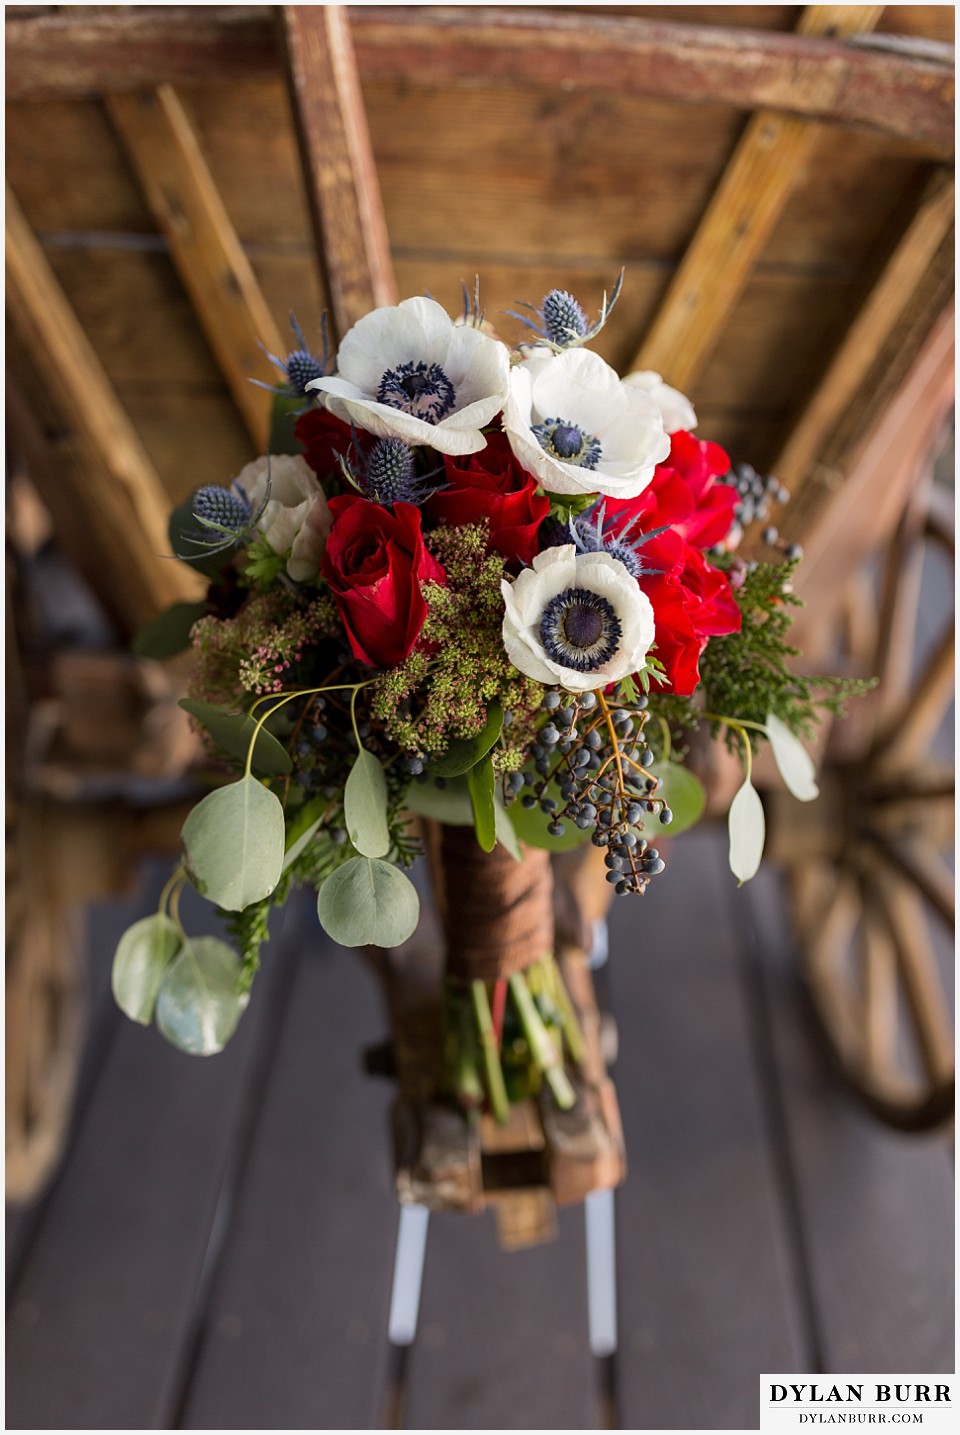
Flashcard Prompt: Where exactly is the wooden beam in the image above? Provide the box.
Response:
[5,7,952,155]
[630,6,885,391]
[5,183,203,626]
[788,301,954,650]
[107,84,285,452]
[774,171,954,487]
[279,5,396,340]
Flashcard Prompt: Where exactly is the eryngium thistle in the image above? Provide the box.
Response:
[192,485,252,533]
[541,289,589,346]
[363,439,424,506]
[283,348,327,396]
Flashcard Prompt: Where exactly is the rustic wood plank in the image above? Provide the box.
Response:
[280,5,396,339]
[609,828,808,1428]
[775,171,955,489]
[745,863,953,1370]
[5,184,202,625]
[788,302,954,649]
[177,930,398,1429]
[5,8,953,155]
[632,5,884,390]
[106,85,285,451]
[402,1206,595,1430]
[5,880,295,1430]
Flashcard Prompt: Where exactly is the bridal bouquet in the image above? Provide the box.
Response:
[114,279,859,1113]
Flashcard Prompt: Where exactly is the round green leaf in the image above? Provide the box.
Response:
[133,601,208,660]
[728,778,765,885]
[180,699,292,776]
[156,936,248,1056]
[182,776,285,911]
[317,856,420,948]
[429,703,504,777]
[344,748,390,858]
[404,777,474,826]
[111,913,181,1024]
[648,761,707,837]
[765,712,820,802]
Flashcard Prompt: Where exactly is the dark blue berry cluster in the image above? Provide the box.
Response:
[505,687,673,894]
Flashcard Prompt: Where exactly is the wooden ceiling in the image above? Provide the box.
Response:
[5,5,954,633]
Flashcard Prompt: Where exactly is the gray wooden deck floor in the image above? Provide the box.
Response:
[6,822,953,1431]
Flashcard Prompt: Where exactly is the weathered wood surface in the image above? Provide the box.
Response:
[5,7,953,155]
[5,185,203,625]
[608,829,808,1429]
[280,5,396,340]
[745,866,954,1371]
[7,826,953,1427]
[106,84,285,451]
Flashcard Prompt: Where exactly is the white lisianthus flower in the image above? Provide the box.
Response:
[307,296,510,456]
[501,544,655,692]
[502,347,670,500]
[622,369,697,433]
[237,454,331,582]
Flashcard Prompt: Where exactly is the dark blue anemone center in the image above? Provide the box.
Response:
[531,417,602,470]
[539,587,622,672]
[377,361,456,423]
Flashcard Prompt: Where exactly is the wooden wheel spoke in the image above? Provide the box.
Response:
[873,836,955,930]
[860,887,901,1081]
[870,870,954,1087]
[872,619,955,772]
[872,472,932,720]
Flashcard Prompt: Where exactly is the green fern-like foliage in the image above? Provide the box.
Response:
[653,558,873,756]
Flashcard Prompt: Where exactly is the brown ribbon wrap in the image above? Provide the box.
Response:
[425,822,555,983]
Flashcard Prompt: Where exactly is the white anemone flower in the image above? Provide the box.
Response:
[306,296,510,456]
[502,544,655,692]
[503,347,670,500]
[623,369,697,433]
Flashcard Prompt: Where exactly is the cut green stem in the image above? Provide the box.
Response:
[470,981,510,1124]
[508,972,576,1110]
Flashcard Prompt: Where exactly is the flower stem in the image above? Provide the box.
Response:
[545,955,586,1067]
[508,972,575,1110]
[470,981,510,1125]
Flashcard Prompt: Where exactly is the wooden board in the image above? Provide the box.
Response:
[4,883,295,1430]
[178,925,399,1431]
[744,864,954,1371]
[607,829,809,1429]
[402,1205,595,1430]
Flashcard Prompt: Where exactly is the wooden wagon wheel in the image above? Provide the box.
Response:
[767,457,954,1131]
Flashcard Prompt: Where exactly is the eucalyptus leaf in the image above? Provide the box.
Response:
[728,778,765,885]
[467,754,497,853]
[111,913,181,1024]
[155,936,248,1055]
[180,699,292,776]
[133,601,208,660]
[507,779,591,852]
[429,704,504,777]
[317,856,420,948]
[403,777,474,826]
[344,748,390,858]
[765,713,820,802]
[648,762,707,837]
[282,794,328,871]
[182,776,285,911]
[494,796,522,862]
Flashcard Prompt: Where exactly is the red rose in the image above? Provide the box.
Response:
[426,432,550,567]
[321,496,446,667]
[599,436,742,695]
[295,409,369,482]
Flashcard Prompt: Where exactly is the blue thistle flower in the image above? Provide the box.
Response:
[255,312,332,398]
[504,270,625,352]
[355,438,443,508]
[541,290,589,346]
[192,485,252,534]
[568,502,670,579]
